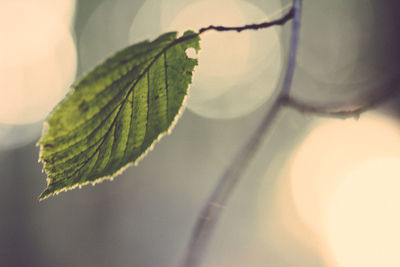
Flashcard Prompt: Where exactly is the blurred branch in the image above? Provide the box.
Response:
[181,1,302,267]
[181,0,400,266]
[280,78,400,119]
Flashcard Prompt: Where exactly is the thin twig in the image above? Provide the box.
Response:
[198,7,294,34]
[180,1,302,267]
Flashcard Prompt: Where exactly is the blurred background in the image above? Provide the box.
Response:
[1,0,400,266]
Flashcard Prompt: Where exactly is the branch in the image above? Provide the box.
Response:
[180,0,400,266]
[281,78,400,119]
[180,1,302,267]
[198,6,294,34]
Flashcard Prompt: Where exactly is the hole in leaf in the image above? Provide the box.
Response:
[185,48,197,59]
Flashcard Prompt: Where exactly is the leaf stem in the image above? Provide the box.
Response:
[198,6,294,35]
[181,1,302,267]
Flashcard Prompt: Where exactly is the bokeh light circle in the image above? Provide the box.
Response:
[289,0,400,104]
[290,114,400,235]
[0,0,77,125]
[0,0,76,149]
[129,0,283,119]
[326,158,400,267]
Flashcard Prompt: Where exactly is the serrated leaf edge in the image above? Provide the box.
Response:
[38,31,200,201]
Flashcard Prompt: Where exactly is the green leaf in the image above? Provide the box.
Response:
[38,31,200,200]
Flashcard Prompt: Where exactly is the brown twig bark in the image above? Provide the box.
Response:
[198,7,294,35]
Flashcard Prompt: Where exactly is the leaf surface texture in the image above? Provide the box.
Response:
[38,31,200,200]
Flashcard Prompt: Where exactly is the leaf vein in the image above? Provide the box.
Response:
[164,51,169,122]
[123,89,135,159]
